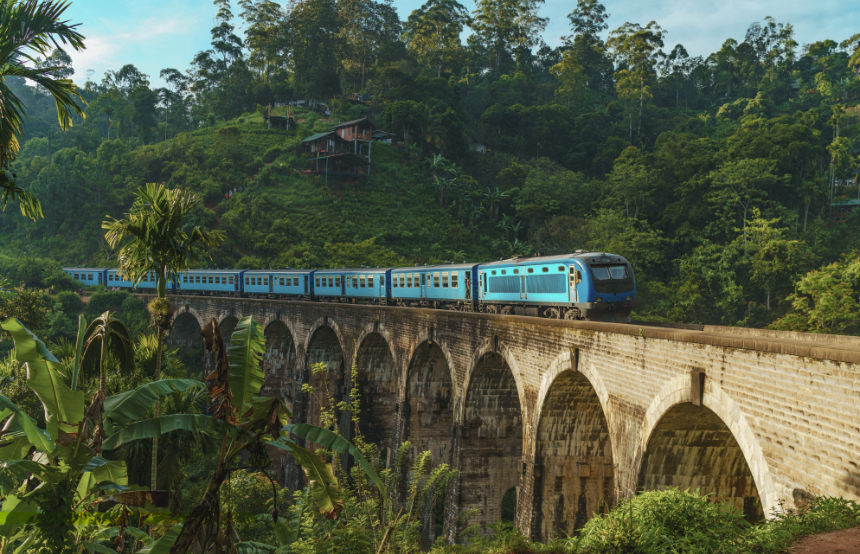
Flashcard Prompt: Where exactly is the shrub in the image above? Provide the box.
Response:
[573,488,748,553]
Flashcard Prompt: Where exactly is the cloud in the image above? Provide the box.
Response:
[67,14,201,83]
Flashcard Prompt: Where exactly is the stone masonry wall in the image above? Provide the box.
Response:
[159,295,860,541]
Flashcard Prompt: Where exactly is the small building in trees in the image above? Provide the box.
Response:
[301,117,378,178]
[264,104,295,130]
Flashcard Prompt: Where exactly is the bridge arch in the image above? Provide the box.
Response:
[637,375,774,519]
[531,350,615,541]
[168,309,206,376]
[460,340,528,425]
[353,331,398,451]
[262,320,297,399]
[458,348,524,531]
[219,315,239,341]
[403,340,456,468]
[303,323,347,431]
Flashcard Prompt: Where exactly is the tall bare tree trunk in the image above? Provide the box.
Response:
[151,325,163,489]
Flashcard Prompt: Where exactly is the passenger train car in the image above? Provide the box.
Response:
[63,252,636,321]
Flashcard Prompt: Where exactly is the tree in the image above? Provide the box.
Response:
[102,183,223,490]
[551,0,612,107]
[78,311,135,452]
[607,21,664,141]
[771,253,860,334]
[403,0,469,78]
[471,0,547,72]
[335,0,402,91]
[286,0,341,99]
[0,0,85,220]
[737,209,814,311]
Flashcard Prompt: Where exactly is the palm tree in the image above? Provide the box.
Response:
[78,311,135,453]
[103,182,223,489]
[1,0,85,219]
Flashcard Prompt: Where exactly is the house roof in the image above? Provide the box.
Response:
[301,131,335,143]
[333,117,374,129]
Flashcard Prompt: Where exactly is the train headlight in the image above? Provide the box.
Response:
[595,297,603,302]
[626,296,632,301]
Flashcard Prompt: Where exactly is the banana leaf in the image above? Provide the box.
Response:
[1,318,85,438]
[102,414,215,450]
[266,438,342,516]
[137,523,182,554]
[103,378,204,430]
[0,395,54,454]
[70,314,87,391]
[227,316,266,415]
[283,423,383,492]
[0,495,37,531]
[76,456,128,501]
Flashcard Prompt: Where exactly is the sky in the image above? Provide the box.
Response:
[61,0,859,88]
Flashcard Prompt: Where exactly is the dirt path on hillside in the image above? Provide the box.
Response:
[789,526,860,553]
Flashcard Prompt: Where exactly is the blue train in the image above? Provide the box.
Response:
[64,252,636,320]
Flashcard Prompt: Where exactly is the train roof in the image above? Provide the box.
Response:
[478,252,626,268]
[180,269,243,274]
[242,269,312,274]
[393,262,478,271]
[64,267,106,272]
[315,267,387,274]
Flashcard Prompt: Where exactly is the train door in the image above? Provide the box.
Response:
[519,271,527,300]
[569,265,579,302]
[420,273,427,299]
[340,275,346,296]
[268,274,273,294]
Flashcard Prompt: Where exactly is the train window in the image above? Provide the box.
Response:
[491,270,497,275]
[513,268,519,274]
[442,273,449,287]
[360,276,366,288]
[527,268,534,273]
[229,276,234,284]
[380,276,385,286]
[421,274,426,285]
[542,267,548,273]
[452,273,459,287]
[294,276,299,287]
[368,276,374,287]
[88,273,93,280]
[558,266,565,272]
[315,277,320,287]
[352,276,358,288]
[400,275,405,287]
[501,270,506,275]
[610,266,628,279]
[74,273,79,279]
[433,272,440,287]
[392,276,398,288]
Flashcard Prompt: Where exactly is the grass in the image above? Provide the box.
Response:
[427,489,860,554]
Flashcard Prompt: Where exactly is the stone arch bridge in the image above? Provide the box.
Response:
[158,295,859,542]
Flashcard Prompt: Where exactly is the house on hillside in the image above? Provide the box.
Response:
[301,117,386,179]
[264,104,295,130]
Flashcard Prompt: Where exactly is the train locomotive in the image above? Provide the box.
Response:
[64,251,636,321]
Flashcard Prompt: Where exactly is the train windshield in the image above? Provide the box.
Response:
[591,265,628,280]
[590,264,632,293]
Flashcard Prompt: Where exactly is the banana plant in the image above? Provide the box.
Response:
[0,317,205,552]
[123,316,383,553]
[0,317,130,552]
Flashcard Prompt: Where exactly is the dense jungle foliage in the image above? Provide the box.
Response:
[2,0,860,333]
